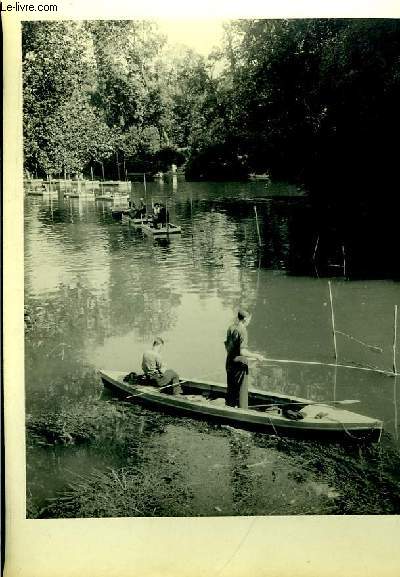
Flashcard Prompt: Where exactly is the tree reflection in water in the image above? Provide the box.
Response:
[24,183,400,517]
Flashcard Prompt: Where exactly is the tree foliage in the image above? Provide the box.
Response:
[23,20,169,176]
[23,21,111,176]
[23,19,400,189]
[193,19,400,188]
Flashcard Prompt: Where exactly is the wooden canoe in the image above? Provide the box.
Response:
[141,223,182,236]
[99,370,383,440]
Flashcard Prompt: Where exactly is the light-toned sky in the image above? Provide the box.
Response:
[157,19,225,56]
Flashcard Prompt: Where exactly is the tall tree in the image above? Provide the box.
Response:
[23,21,113,176]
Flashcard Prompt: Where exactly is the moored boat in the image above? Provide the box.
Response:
[141,222,182,236]
[26,190,44,196]
[99,370,383,440]
[100,181,122,186]
[121,214,151,226]
[249,173,271,181]
[112,206,130,219]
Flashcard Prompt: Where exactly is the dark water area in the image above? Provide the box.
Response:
[25,179,400,517]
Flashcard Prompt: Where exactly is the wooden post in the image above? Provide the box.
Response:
[313,235,319,262]
[328,281,338,362]
[90,166,94,181]
[116,151,120,181]
[394,377,399,442]
[333,363,338,402]
[390,305,398,444]
[239,374,248,409]
[393,305,398,375]
[143,173,147,213]
[130,181,135,208]
[254,205,262,247]
[342,244,347,278]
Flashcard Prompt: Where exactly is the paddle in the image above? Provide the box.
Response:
[126,380,187,399]
[250,399,360,410]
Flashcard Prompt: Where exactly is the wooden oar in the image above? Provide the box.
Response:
[250,399,360,409]
[126,380,187,399]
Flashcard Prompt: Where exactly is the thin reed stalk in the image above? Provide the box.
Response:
[143,173,147,213]
[312,235,319,262]
[393,305,398,375]
[342,244,347,278]
[394,378,398,442]
[254,205,262,247]
[328,281,338,362]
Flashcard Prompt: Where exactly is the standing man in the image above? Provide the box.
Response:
[152,203,161,228]
[225,310,263,408]
[142,337,182,395]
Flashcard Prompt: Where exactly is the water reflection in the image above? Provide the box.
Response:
[24,181,400,516]
[25,188,399,431]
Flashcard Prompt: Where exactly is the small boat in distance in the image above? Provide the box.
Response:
[99,370,383,441]
[141,222,182,236]
[249,173,271,181]
[26,190,44,196]
[121,214,151,226]
[112,205,130,219]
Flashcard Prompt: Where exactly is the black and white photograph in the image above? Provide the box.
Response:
[22,16,400,520]
[4,6,400,576]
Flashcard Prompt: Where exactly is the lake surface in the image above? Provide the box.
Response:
[25,179,400,516]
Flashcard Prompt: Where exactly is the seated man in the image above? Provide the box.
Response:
[152,203,161,228]
[137,198,146,217]
[128,199,146,219]
[128,199,138,218]
[141,337,182,395]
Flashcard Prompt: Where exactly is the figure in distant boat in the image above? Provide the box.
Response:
[142,337,182,395]
[152,202,169,229]
[129,198,146,219]
[224,309,263,408]
[137,198,146,217]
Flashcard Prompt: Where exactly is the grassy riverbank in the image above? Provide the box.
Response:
[26,399,400,518]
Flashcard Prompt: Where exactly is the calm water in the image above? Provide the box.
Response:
[25,179,400,516]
